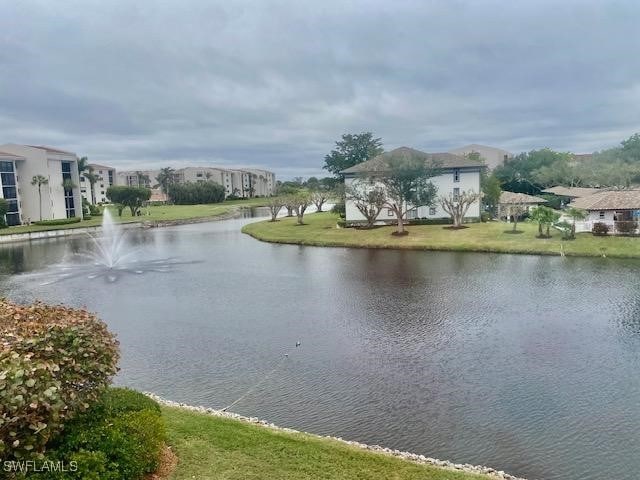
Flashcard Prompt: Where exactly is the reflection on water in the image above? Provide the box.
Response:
[1,215,640,480]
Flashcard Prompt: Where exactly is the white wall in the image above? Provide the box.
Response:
[345,169,481,223]
[0,144,82,222]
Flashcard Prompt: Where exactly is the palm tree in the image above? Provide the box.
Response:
[565,207,587,239]
[31,175,49,221]
[77,156,89,176]
[156,167,176,195]
[135,171,151,188]
[83,166,100,205]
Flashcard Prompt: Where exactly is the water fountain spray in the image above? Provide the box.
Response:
[35,208,198,285]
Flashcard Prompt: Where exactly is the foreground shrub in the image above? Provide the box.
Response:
[592,222,610,236]
[168,181,225,204]
[0,301,119,459]
[34,388,165,480]
[33,217,82,226]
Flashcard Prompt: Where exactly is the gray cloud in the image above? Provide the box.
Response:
[1,0,639,178]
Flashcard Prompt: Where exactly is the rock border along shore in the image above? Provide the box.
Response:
[145,393,526,480]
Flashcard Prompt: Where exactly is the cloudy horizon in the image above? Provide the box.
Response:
[1,0,639,178]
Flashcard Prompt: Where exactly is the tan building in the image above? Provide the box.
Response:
[449,144,513,170]
[81,164,116,204]
[0,144,83,224]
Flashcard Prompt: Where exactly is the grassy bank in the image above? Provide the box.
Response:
[162,406,488,480]
[242,212,640,258]
[0,198,268,236]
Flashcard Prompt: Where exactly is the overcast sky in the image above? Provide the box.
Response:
[1,1,639,178]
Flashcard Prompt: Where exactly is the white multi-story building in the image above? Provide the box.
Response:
[342,147,484,224]
[116,166,276,199]
[80,164,116,204]
[0,144,83,225]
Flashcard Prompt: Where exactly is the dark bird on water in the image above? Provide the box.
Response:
[296,341,302,347]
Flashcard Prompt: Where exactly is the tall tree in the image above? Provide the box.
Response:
[481,172,502,217]
[30,175,49,221]
[494,148,569,194]
[374,150,440,235]
[83,166,100,205]
[156,167,177,196]
[77,156,89,176]
[323,132,384,177]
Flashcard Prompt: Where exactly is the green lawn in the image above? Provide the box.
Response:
[0,198,268,236]
[242,212,640,258]
[163,407,488,480]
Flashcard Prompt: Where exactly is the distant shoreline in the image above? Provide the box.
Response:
[242,212,640,259]
[0,205,254,244]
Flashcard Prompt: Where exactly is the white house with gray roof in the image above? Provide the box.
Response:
[342,147,484,225]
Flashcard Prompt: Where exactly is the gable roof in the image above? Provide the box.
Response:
[341,147,484,174]
[27,145,76,156]
[88,163,115,170]
[0,150,26,160]
[570,190,640,211]
[541,186,601,198]
[499,191,546,205]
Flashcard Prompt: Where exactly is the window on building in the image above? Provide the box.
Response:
[453,169,460,182]
[599,211,605,219]
[387,208,394,216]
[197,173,203,178]
[453,187,460,201]
[0,161,20,225]
[61,161,76,218]
[429,207,436,215]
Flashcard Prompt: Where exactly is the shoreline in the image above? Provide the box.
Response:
[146,392,526,480]
[242,213,640,259]
[0,206,252,245]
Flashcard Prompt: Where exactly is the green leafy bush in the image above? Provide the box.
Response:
[88,204,102,216]
[167,181,225,204]
[89,387,161,418]
[331,203,345,217]
[592,222,610,235]
[480,212,492,223]
[0,198,8,228]
[33,217,82,226]
[33,389,165,480]
[0,301,119,459]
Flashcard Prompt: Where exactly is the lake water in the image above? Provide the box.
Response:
[1,213,639,480]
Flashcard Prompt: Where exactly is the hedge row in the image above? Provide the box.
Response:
[167,181,225,204]
[0,301,119,459]
[33,217,82,226]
